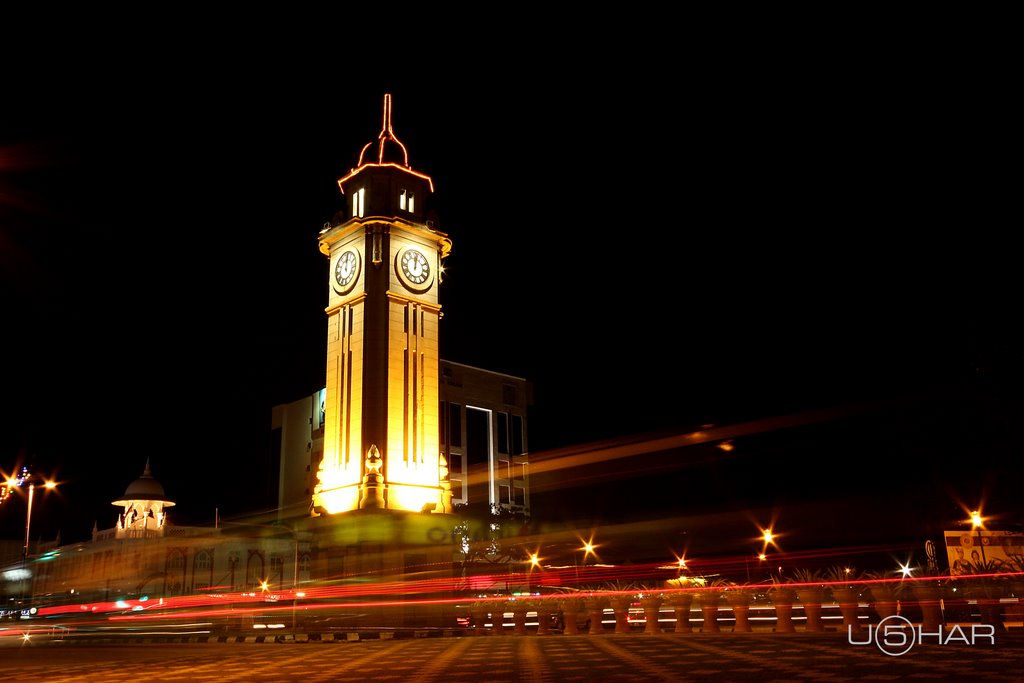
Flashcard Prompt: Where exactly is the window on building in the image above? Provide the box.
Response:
[466,407,489,467]
[166,550,186,596]
[195,551,211,571]
[352,187,365,218]
[193,550,212,593]
[448,403,462,448]
[450,479,464,500]
[400,189,415,213]
[512,414,524,455]
[246,552,265,591]
[270,555,285,584]
[496,412,509,454]
[167,551,185,570]
[500,485,511,504]
[448,452,463,473]
[514,487,525,506]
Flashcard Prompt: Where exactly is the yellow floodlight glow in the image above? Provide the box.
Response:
[898,562,913,578]
[970,510,983,529]
[529,553,540,568]
[44,480,57,490]
[260,580,269,592]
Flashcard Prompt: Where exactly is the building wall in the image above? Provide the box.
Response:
[274,361,532,519]
[270,389,325,520]
[439,361,531,516]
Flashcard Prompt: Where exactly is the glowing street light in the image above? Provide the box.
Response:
[23,479,58,563]
[970,509,988,564]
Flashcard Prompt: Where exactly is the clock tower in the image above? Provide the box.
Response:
[313,94,453,516]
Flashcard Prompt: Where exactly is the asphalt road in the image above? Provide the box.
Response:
[3,632,1023,682]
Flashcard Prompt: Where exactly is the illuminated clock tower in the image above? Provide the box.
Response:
[313,94,453,516]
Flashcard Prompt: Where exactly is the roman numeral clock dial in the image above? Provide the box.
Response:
[333,248,360,294]
[395,246,433,292]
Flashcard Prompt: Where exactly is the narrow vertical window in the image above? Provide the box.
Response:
[512,415,524,455]
[353,187,365,218]
[497,412,509,455]
[399,189,415,213]
[449,403,463,448]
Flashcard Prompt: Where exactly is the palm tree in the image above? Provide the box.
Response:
[826,565,865,633]
[788,567,827,632]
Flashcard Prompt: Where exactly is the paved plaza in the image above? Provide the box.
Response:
[3,632,1023,682]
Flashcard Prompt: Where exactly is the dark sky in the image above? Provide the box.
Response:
[1,41,1020,554]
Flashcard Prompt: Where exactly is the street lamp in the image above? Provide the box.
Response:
[24,479,58,564]
[970,510,987,565]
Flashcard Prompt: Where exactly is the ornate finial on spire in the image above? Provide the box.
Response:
[356,93,411,168]
[143,458,152,477]
[338,93,435,193]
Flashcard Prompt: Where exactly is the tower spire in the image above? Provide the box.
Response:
[356,93,411,168]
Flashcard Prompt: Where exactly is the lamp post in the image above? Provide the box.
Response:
[971,510,987,565]
[22,479,56,565]
[11,475,57,606]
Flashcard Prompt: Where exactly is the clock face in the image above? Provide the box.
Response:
[400,249,430,285]
[333,249,360,293]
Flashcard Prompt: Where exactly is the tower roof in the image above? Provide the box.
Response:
[112,458,175,506]
[338,93,434,193]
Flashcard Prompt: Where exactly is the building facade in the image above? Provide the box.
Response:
[272,361,532,520]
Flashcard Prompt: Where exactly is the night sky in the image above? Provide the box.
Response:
[1,43,1019,558]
